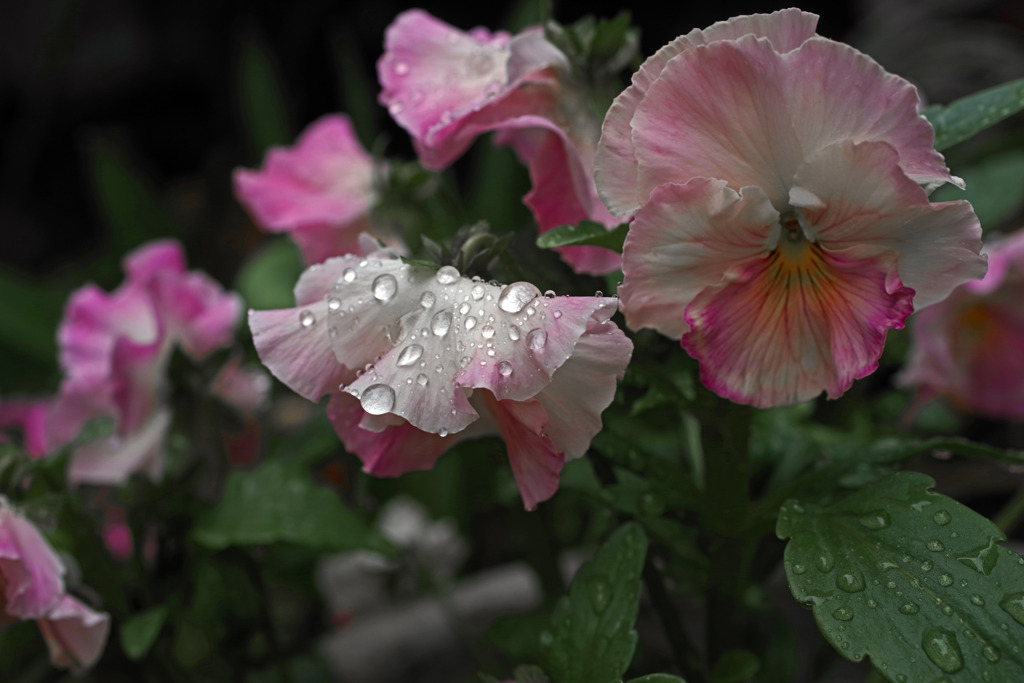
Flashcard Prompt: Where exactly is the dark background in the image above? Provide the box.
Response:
[1,0,1022,392]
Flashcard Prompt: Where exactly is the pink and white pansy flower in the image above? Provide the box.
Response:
[1,241,245,484]
[234,114,380,265]
[0,499,110,673]
[595,8,986,408]
[898,230,1024,420]
[250,251,632,509]
[378,9,622,275]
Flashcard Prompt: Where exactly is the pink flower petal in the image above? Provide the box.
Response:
[150,269,241,360]
[790,141,985,308]
[626,36,954,213]
[596,8,820,215]
[899,230,1024,420]
[0,399,50,457]
[0,507,65,620]
[234,115,376,264]
[683,245,914,407]
[37,595,110,674]
[68,409,172,486]
[477,391,561,511]
[618,179,780,339]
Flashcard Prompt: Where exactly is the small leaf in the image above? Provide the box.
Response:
[193,459,383,553]
[924,78,1024,151]
[120,606,169,661]
[778,471,1024,682]
[536,221,629,252]
[235,237,303,310]
[539,523,648,683]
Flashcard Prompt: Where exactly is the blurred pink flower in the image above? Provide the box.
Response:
[596,9,985,408]
[899,230,1024,419]
[0,500,110,673]
[378,9,622,275]
[249,253,632,509]
[234,114,383,265]
[1,240,247,485]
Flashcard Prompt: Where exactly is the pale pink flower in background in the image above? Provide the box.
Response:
[378,9,622,275]
[234,114,381,265]
[0,241,246,484]
[899,230,1024,420]
[596,9,985,408]
[0,500,110,673]
[249,251,632,509]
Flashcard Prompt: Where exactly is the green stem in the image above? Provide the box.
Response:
[642,557,704,681]
[996,483,1024,534]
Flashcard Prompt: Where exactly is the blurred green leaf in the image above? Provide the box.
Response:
[779,471,1024,682]
[237,28,292,156]
[120,606,169,661]
[626,675,687,683]
[539,523,648,683]
[235,237,303,310]
[536,221,628,252]
[709,649,759,683]
[925,78,1024,151]
[85,133,176,254]
[193,458,382,552]
[931,150,1024,230]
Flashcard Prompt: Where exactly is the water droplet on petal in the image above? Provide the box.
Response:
[471,284,485,300]
[327,296,342,311]
[497,361,513,376]
[342,268,356,282]
[436,265,460,285]
[396,344,424,367]
[372,274,398,301]
[509,325,520,341]
[420,291,436,308]
[553,310,562,319]
[464,316,477,331]
[498,281,541,313]
[459,356,471,368]
[431,309,452,337]
[416,373,429,387]
[527,328,547,351]
[481,325,495,339]
[360,384,395,415]
[439,428,448,437]
[299,310,316,327]
[922,628,964,673]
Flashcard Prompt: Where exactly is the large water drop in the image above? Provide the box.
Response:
[498,282,540,313]
[396,344,424,367]
[527,328,547,351]
[299,310,316,328]
[360,384,395,415]
[431,310,452,337]
[921,628,964,673]
[436,265,460,285]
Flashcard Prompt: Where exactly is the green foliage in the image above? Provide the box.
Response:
[120,606,169,661]
[539,523,648,683]
[235,237,304,310]
[536,220,629,253]
[193,458,384,553]
[709,650,759,682]
[930,149,1024,230]
[924,78,1024,151]
[778,471,1024,682]
[236,27,293,156]
[625,676,687,683]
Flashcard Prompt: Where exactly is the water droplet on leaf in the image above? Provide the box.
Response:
[586,576,612,614]
[933,510,952,525]
[832,607,854,621]
[922,628,964,673]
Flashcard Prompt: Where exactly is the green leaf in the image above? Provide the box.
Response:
[120,606,169,661]
[235,237,303,310]
[193,459,382,552]
[539,523,648,683]
[514,665,551,683]
[536,221,629,253]
[709,649,759,682]
[924,78,1024,151]
[778,471,1024,682]
[237,27,292,155]
[930,150,1024,230]
[625,675,687,683]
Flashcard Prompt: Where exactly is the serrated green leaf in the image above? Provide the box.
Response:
[626,675,687,683]
[193,459,382,552]
[539,523,648,683]
[778,471,1024,682]
[120,606,169,661]
[536,221,629,252]
[924,78,1024,151]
